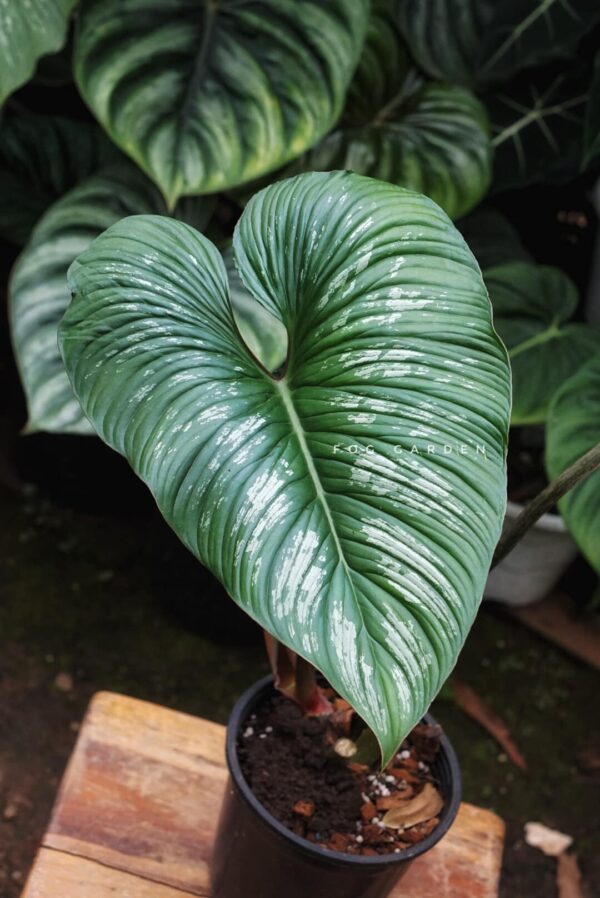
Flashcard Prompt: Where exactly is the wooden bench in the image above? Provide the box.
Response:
[21,692,505,898]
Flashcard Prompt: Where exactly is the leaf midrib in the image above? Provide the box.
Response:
[508,319,562,359]
[273,375,363,610]
[174,1,220,177]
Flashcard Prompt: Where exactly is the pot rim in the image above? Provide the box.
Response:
[225,675,462,867]
[505,499,567,533]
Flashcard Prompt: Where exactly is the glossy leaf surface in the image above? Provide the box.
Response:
[59,172,510,760]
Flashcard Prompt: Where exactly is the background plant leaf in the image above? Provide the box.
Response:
[546,353,600,574]
[394,0,600,87]
[293,83,492,220]
[487,67,590,192]
[477,0,600,84]
[459,209,531,271]
[0,0,78,104]
[0,112,120,245]
[73,0,369,205]
[9,165,213,435]
[582,52,600,169]
[59,171,511,762]
[484,262,600,424]
[394,0,490,86]
[344,0,420,127]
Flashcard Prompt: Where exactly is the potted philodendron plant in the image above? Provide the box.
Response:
[58,170,512,898]
[483,242,600,605]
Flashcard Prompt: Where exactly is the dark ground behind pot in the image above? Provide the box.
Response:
[211,676,462,898]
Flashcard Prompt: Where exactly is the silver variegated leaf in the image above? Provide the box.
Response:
[73,0,369,205]
[9,166,213,435]
[59,171,511,762]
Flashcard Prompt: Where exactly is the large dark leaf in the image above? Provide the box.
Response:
[344,0,420,127]
[0,0,78,103]
[0,112,119,245]
[59,171,511,761]
[458,209,531,271]
[394,0,490,86]
[73,0,369,205]
[487,68,590,191]
[583,52,600,169]
[294,83,491,220]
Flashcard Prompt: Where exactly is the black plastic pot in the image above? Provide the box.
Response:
[211,676,461,898]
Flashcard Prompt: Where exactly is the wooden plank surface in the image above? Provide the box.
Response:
[22,692,505,898]
[22,850,196,898]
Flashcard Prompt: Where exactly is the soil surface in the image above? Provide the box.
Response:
[239,694,444,855]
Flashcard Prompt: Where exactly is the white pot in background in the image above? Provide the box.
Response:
[484,500,578,606]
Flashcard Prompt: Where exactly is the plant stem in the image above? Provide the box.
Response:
[492,441,600,567]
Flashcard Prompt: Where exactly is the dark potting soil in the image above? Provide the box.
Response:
[238,694,444,857]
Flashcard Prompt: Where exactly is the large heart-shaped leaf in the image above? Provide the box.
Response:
[0,0,78,104]
[293,83,492,220]
[484,262,600,424]
[73,0,369,206]
[9,165,213,435]
[546,354,600,573]
[0,112,119,245]
[59,171,511,761]
[395,0,600,87]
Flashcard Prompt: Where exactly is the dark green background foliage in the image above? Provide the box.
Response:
[0,0,599,771]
